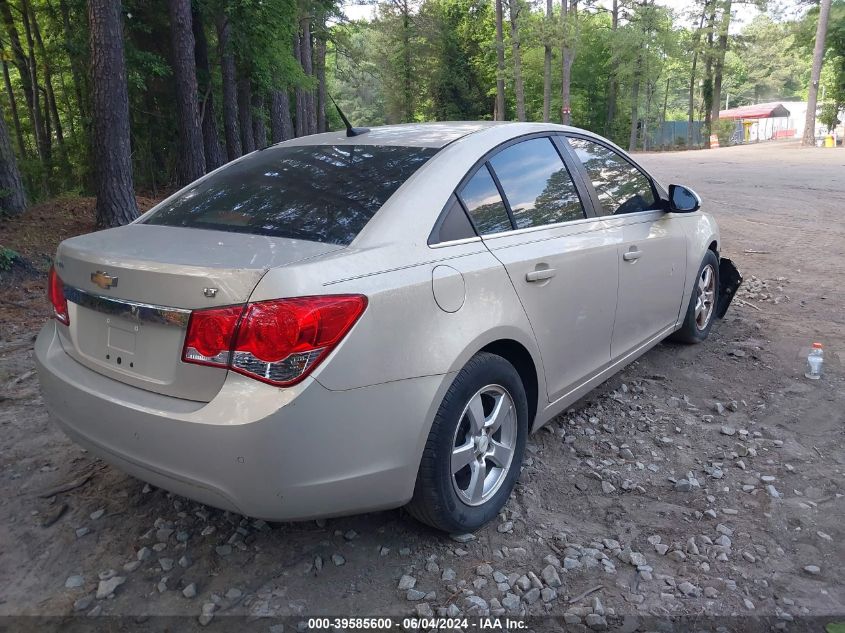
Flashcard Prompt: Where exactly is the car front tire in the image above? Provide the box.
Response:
[407,352,528,533]
[672,249,720,344]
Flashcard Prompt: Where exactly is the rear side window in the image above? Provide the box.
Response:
[429,195,476,245]
[489,137,585,228]
[459,165,513,235]
[144,145,438,245]
[566,137,658,215]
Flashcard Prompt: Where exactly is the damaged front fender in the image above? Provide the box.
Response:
[716,257,742,319]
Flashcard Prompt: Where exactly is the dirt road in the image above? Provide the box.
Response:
[0,141,843,630]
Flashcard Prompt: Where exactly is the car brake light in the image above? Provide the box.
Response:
[182,304,244,366]
[48,266,69,325]
[181,295,367,386]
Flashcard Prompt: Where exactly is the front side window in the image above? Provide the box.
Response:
[144,144,438,245]
[567,137,658,215]
[459,165,513,235]
[489,137,585,229]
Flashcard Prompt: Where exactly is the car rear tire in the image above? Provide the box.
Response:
[671,249,719,344]
[406,352,528,533]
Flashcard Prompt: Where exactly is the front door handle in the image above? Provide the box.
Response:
[622,249,642,262]
[526,268,556,282]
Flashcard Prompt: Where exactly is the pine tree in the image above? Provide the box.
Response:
[88,0,138,228]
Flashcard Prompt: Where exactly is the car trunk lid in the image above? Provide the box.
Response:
[54,224,343,401]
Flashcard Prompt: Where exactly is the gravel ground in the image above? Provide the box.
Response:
[0,141,843,630]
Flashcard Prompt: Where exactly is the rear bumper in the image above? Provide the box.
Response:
[35,322,449,520]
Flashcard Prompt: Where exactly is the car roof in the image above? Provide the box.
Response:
[280,121,509,148]
[277,121,611,150]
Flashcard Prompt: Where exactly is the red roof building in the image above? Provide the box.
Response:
[718,102,792,120]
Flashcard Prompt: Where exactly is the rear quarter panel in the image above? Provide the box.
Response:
[248,241,546,395]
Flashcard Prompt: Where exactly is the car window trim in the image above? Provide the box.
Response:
[484,162,518,230]
[428,235,483,249]
[561,133,665,217]
[478,212,606,242]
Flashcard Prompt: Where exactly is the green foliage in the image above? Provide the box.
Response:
[418,0,495,120]
[730,15,810,105]
[225,0,302,90]
[0,246,19,272]
[0,0,837,216]
[713,118,736,145]
[819,100,841,131]
[329,22,389,125]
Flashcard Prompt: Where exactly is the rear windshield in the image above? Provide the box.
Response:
[143,144,439,245]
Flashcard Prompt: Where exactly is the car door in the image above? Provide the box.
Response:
[456,135,621,403]
[565,136,687,360]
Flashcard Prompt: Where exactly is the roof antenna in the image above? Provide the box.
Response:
[329,94,369,137]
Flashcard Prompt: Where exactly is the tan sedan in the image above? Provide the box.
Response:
[35,122,740,532]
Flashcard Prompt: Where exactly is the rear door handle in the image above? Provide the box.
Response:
[526,268,556,282]
[622,249,642,262]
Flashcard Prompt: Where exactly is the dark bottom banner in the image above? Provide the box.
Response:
[1,615,844,633]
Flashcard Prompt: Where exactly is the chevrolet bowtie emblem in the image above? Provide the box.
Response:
[91,271,118,290]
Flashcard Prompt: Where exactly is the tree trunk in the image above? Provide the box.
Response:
[508,0,526,121]
[494,0,506,120]
[299,17,316,134]
[252,90,266,149]
[661,76,670,148]
[2,58,25,156]
[0,0,40,158]
[604,0,618,136]
[270,89,293,143]
[641,75,654,151]
[701,0,716,147]
[294,38,303,137]
[0,106,26,214]
[542,0,552,122]
[710,0,732,125]
[400,0,412,121]
[29,1,64,156]
[19,0,49,173]
[560,0,577,125]
[237,77,255,152]
[315,35,327,133]
[88,0,138,228]
[168,0,205,185]
[687,0,709,147]
[192,7,223,171]
[803,0,832,146]
[628,56,641,151]
[216,17,241,161]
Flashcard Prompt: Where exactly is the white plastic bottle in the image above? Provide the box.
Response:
[805,342,824,380]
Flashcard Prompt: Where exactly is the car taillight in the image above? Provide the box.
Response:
[48,266,69,325]
[181,295,367,386]
[182,304,244,366]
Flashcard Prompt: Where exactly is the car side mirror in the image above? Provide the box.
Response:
[668,184,701,213]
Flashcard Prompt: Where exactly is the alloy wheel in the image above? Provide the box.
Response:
[451,384,518,506]
[695,264,716,330]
